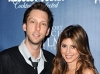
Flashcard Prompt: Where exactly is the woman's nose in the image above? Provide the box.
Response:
[66,48,70,53]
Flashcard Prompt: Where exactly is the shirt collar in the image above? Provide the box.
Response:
[18,39,47,62]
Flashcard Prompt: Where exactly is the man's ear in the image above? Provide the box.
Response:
[22,24,26,31]
[46,28,50,36]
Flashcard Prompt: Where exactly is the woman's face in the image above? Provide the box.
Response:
[61,38,80,64]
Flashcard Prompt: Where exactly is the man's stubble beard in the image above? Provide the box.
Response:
[28,36,43,45]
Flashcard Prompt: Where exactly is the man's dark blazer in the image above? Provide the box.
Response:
[0,46,55,74]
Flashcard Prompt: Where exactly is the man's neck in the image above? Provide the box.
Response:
[24,39,41,59]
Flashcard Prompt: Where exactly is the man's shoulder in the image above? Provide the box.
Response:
[42,49,55,60]
[43,49,55,56]
[0,46,19,56]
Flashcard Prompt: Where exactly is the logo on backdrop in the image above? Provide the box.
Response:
[95,0,100,4]
[43,25,63,50]
[8,0,65,9]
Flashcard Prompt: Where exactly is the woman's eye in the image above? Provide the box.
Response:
[61,44,67,48]
[71,45,76,49]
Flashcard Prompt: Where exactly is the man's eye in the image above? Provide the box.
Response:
[41,23,47,26]
[43,24,46,26]
[31,21,35,23]
[30,20,35,23]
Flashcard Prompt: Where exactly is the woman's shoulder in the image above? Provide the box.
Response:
[83,68,95,74]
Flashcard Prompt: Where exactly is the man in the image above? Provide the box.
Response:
[0,2,54,74]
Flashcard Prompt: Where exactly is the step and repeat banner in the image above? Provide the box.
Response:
[0,0,100,72]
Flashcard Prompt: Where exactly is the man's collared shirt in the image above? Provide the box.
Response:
[18,39,47,74]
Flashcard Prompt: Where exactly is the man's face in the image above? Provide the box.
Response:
[23,9,50,45]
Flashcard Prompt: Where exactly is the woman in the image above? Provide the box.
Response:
[52,25,98,74]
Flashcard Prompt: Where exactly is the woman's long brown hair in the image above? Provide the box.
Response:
[52,25,98,74]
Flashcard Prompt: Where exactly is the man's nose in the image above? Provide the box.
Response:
[35,23,40,31]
